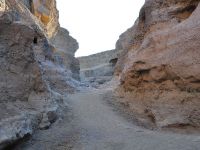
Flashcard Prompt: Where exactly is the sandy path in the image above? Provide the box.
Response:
[14,89,200,150]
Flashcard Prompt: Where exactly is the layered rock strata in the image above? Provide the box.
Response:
[0,0,79,148]
[116,0,200,129]
[78,50,121,87]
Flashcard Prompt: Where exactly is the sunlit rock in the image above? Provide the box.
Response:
[0,0,5,11]
[116,0,200,129]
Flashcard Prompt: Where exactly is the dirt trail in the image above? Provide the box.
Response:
[14,88,200,150]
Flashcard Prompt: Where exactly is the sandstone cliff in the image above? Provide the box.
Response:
[116,0,200,129]
[78,50,121,87]
[0,0,79,148]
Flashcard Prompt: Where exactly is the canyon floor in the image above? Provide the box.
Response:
[13,87,200,150]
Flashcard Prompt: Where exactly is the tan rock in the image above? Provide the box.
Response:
[0,0,5,11]
[116,0,200,129]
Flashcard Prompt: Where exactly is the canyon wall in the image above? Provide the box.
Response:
[0,0,79,148]
[78,50,121,87]
[116,0,200,129]
[22,0,59,38]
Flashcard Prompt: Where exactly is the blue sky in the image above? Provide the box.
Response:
[57,0,145,57]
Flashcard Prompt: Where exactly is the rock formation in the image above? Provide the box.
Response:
[50,27,80,81]
[0,0,79,148]
[115,0,200,129]
[78,50,121,87]
[1,0,200,148]
[22,0,59,38]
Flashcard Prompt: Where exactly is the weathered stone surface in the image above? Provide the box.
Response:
[21,0,59,38]
[40,27,80,94]
[50,27,80,81]
[0,0,80,148]
[116,0,200,129]
[0,0,5,11]
[78,50,121,87]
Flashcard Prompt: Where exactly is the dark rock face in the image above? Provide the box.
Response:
[0,0,80,148]
[116,0,200,129]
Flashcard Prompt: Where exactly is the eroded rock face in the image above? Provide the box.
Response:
[50,27,80,81]
[0,0,79,148]
[78,50,121,87]
[116,0,200,129]
[0,0,5,11]
[21,0,59,38]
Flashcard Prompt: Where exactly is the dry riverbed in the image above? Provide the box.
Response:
[12,88,200,150]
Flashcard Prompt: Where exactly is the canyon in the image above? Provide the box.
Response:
[0,0,200,149]
[0,0,80,149]
[78,49,121,87]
